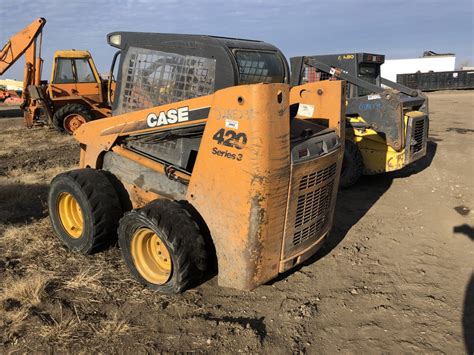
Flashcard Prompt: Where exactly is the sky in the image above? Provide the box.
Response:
[1,0,473,80]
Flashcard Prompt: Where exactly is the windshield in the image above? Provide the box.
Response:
[75,59,96,83]
[234,50,285,84]
[358,63,379,96]
[54,58,75,83]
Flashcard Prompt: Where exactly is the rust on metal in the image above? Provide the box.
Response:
[71,80,345,290]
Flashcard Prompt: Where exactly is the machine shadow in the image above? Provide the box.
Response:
[463,274,474,354]
[0,182,49,225]
[0,107,23,118]
[453,224,474,241]
[313,140,437,262]
[269,140,437,283]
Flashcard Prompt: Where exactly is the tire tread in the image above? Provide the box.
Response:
[49,168,122,254]
[118,199,208,293]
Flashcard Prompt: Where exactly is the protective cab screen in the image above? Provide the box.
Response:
[117,47,216,114]
[302,66,331,83]
[301,65,350,96]
[235,51,284,84]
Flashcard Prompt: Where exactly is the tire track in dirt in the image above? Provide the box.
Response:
[0,144,79,176]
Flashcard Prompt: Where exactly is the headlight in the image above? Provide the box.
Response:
[108,34,121,47]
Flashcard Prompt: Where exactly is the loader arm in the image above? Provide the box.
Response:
[303,58,385,95]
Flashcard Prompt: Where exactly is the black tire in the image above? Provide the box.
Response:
[52,103,94,134]
[339,139,364,188]
[48,168,123,254]
[118,199,208,293]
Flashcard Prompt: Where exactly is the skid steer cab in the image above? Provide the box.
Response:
[291,53,429,187]
[48,32,345,293]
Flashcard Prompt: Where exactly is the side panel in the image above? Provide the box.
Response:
[290,80,346,137]
[49,83,77,98]
[404,111,429,164]
[187,84,291,290]
[102,151,187,201]
[74,81,102,102]
[74,94,214,169]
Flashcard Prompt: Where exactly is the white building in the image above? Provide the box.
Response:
[381,52,456,82]
[0,79,23,91]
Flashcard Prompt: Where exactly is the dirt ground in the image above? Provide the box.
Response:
[0,91,472,353]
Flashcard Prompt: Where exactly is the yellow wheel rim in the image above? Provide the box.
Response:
[131,227,172,285]
[57,192,84,239]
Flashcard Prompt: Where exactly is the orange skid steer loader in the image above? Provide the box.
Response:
[48,32,345,292]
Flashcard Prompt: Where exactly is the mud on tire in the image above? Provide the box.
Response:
[48,168,123,254]
[118,199,208,294]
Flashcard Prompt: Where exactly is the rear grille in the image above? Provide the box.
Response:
[281,147,341,262]
[292,163,336,246]
[293,181,334,246]
[412,118,426,153]
[295,181,334,228]
[293,216,327,246]
[299,163,337,191]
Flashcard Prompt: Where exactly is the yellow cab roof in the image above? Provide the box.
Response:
[53,50,92,58]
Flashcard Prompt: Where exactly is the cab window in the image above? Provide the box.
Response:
[359,63,379,87]
[75,59,96,83]
[234,51,284,84]
[358,63,379,96]
[54,58,75,83]
[359,65,377,77]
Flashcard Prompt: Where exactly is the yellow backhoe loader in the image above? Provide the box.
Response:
[0,18,110,133]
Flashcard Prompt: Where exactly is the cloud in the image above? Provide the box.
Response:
[1,0,472,79]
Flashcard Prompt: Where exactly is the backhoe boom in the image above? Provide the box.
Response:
[0,18,46,78]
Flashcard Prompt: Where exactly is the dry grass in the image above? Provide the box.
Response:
[93,312,136,340]
[0,273,49,343]
[0,308,29,341]
[37,303,80,344]
[0,126,74,156]
[63,268,104,292]
[0,118,148,351]
[2,165,76,185]
[0,274,49,307]
[2,219,57,260]
[0,161,76,234]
